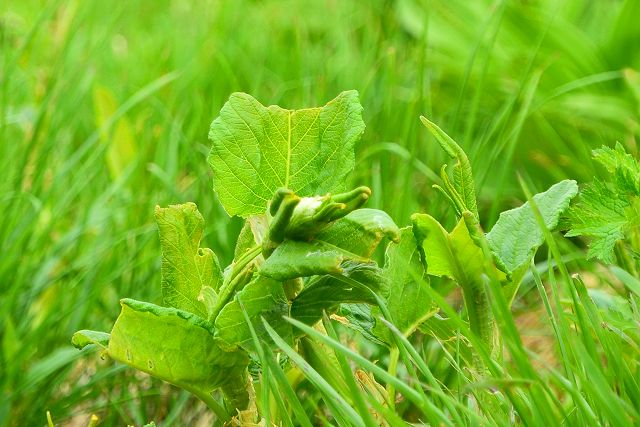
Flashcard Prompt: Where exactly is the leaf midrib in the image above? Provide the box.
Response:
[285,110,291,188]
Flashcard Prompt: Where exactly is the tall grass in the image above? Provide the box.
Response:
[1,0,639,425]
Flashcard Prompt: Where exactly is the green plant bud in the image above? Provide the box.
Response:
[285,186,372,239]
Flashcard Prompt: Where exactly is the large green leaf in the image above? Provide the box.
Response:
[291,262,387,325]
[155,203,223,318]
[487,179,578,273]
[208,91,365,217]
[215,274,291,352]
[106,299,248,395]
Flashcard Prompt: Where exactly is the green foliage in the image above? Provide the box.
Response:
[568,143,640,264]
[215,274,292,352]
[487,179,578,300]
[71,92,401,421]
[414,120,578,358]
[6,1,640,423]
[208,91,365,217]
[373,227,434,343]
[420,116,479,219]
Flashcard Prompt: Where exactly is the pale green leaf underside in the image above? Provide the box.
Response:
[155,203,223,318]
[208,91,365,217]
[487,179,578,273]
[108,299,247,392]
[315,208,400,258]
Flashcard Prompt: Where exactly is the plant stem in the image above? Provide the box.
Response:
[209,244,262,321]
[462,279,498,371]
[185,385,231,422]
[386,346,399,410]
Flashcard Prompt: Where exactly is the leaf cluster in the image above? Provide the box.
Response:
[71,91,580,422]
[567,143,640,264]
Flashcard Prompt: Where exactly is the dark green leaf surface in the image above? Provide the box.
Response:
[215,274,291,351]
[291,261,387,325]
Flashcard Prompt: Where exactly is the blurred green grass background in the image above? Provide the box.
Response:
[1,0,639,425]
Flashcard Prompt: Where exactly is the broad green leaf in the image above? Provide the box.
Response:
[215,274,291,351]
[372,227,434,343]
[291,261,387,325]
[567,144,640,263]
[487,179,578,273]
[155,203,224,318]
[420,116,478,219]
[259,240,366,282]
[208,91,365,217]
[108,299,248,394]
[316,208,400,257]
[71,330,110,350]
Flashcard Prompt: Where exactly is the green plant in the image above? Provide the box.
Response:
[72,91,404,423]
[340,118,577,374]
[72,88,584,424]
[567,143,640,274]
